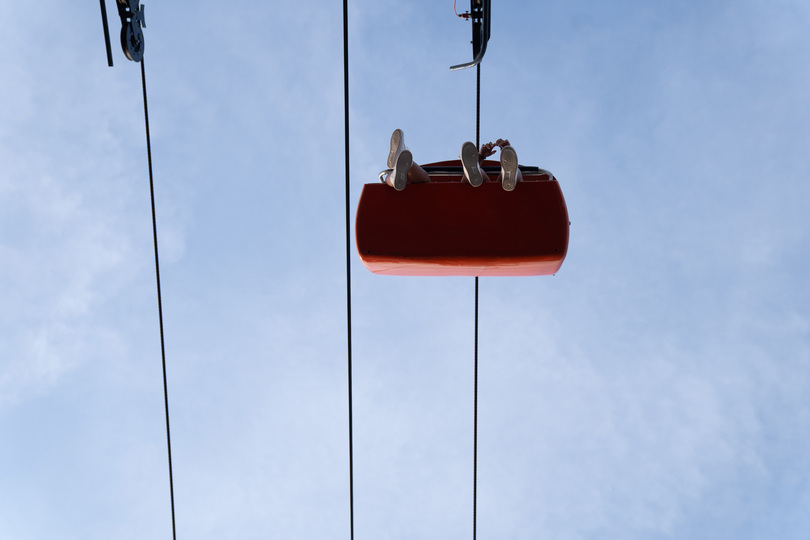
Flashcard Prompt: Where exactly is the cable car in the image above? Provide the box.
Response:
[355,160,569,276]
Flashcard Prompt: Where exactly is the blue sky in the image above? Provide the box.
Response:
[2,0,810,538]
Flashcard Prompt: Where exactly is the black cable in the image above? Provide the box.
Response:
[472,61,482,540]
[475,64,481,148]
[140,59,178,540]
[342,0,355,538]
[473,276,479,540]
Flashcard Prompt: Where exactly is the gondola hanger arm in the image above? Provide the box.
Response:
[450,0,491,71]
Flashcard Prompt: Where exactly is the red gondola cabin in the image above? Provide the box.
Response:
[355,160,569,276]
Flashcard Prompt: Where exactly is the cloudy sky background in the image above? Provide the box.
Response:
[2,0,810,538]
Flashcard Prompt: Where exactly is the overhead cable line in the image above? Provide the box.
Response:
[100,3,177,539]
[342,0,355,538]
[140,58,178,540]
[473,271,480,540]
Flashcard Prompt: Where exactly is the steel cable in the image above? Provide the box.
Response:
[342,0,355,538]
[473,62,481,540]
[140,59,178,540]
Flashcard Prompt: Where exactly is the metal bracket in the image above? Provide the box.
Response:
[100,0,146,65]
[117,0,146,62]
[450,0,491,71]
